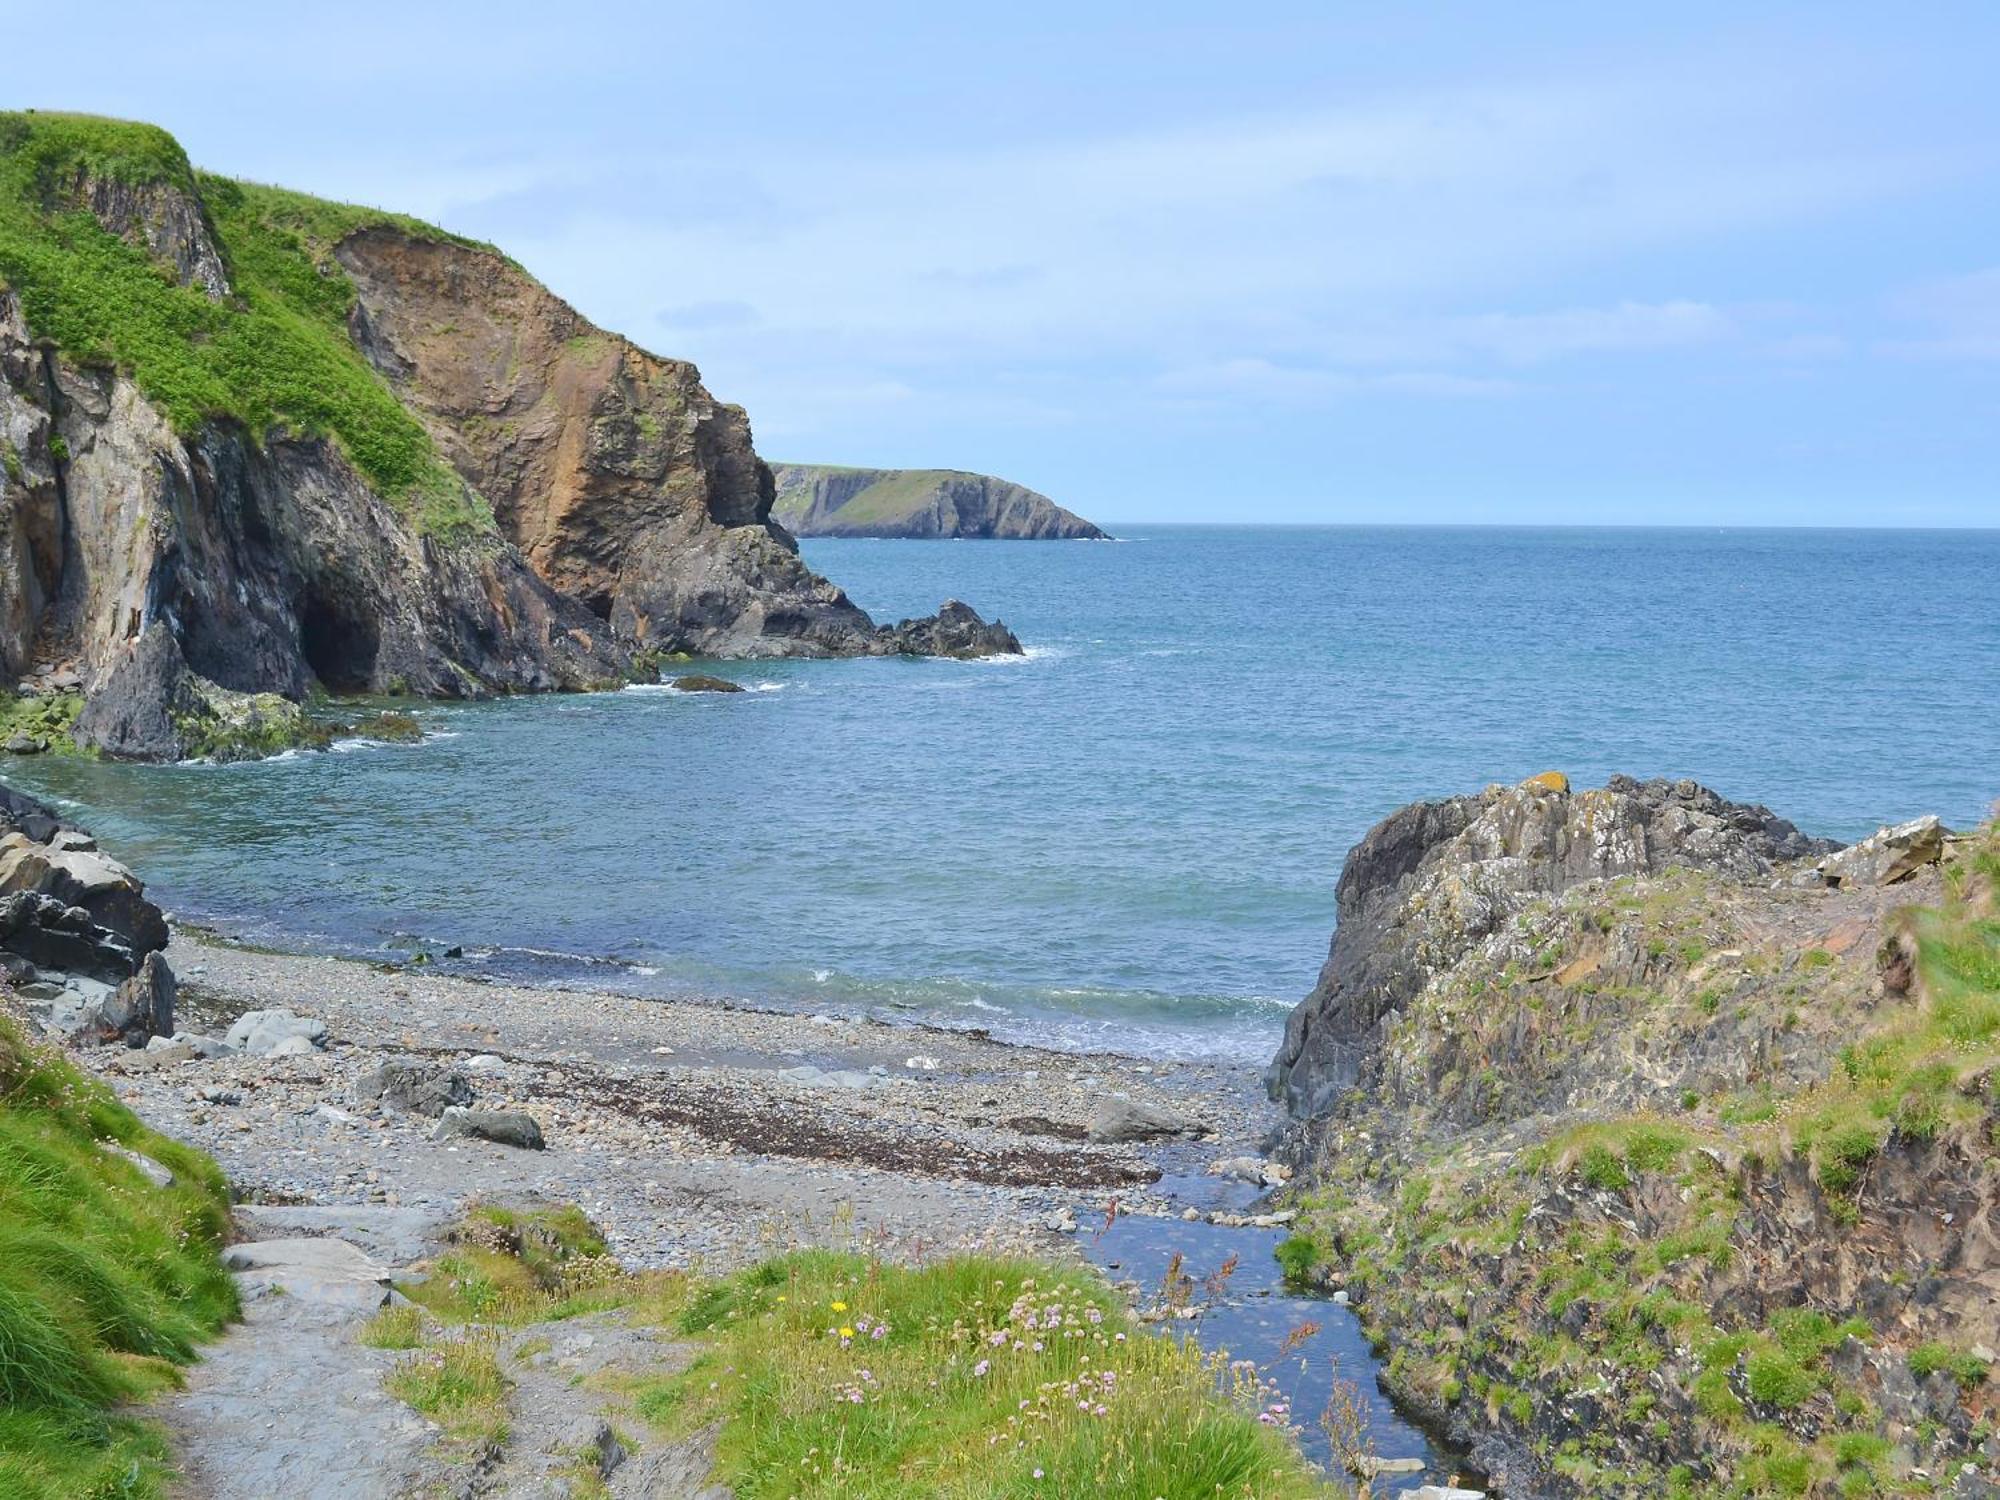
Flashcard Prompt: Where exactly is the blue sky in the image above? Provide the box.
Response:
[14,2,2000,524]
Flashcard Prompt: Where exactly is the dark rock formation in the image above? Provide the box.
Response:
[1268,773,1840,1118]
[770,463,1109,540]
[354,1060,474,1117]
[670,674,745,694]
[873,600,1022,659]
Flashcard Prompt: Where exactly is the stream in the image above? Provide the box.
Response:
[1081,1174,1485,1496]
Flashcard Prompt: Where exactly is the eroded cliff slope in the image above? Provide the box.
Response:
[0,113,1017,760]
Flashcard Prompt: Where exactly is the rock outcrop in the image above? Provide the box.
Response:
[0,113,1022,760]
[1268,773,1839,1118]
[770,463,1109,540]
[1270,779,1998,1498]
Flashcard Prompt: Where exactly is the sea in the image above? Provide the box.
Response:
[7,526,1998,1070]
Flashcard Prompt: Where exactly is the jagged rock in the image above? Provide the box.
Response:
[874,599,1022,659]
[1268,774,1840,1116]
[0,890,136,983]
[105,1141,176,1189]
[1085,1096,1195,1143]
[4,733,42,753]
[433,1107,545,1150]
[224,1008,328,1056]
[353,1060,474,1117]
[1814,814,1948,888]
[114,951,176,1040]
[670,674,745,693]
[771,463,1110,540]
[0,827,168,957]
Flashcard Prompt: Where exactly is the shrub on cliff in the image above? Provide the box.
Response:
[0,1009,236,1498]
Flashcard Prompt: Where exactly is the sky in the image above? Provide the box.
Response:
[11,2,2000,525]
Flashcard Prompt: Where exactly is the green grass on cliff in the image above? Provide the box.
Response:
[0,110,489,539]
[0,1009,237,1498]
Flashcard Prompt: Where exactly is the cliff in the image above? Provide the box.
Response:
[770,463,1109,540]
[0,113,1018,761]
[1269,775,2000,1497]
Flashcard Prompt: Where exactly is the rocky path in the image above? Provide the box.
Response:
[160,1215,450,1500]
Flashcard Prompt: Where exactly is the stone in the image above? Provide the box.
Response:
[266,1034,317,1057]
[433,1107,545,1150]
[353,1060,474,1117]
[1043,1208,1079,1233]
[114,950,176,1040]
[222,1237,395,1311]
[573,1419,627,1479]
[1208,1155,1267,1184]
[104,1142,175,1189]
[1356,1455,1426,1477]
[4,732,43,754]
[1085,1096,1195,1143]
[1814,815,1948,888]
[224,1008,328,1056]
[780,1064,880,1090]
[1521,770,1570,794]
[670,674,745,693]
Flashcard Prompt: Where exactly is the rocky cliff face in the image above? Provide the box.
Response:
[1268,773,1838,1118]
[770,463,1109,540]
[1270,777,2000,1498]
[0,114,1020,760]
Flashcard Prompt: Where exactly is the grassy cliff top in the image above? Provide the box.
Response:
[0,110,490,539]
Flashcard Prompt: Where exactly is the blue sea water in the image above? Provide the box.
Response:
[7,526,1997,1065]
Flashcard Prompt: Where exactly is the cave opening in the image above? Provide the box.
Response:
[297,590,381,693]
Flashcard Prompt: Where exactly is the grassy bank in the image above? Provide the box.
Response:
[373,1210,1337,1498]
[0,1010,237,1498]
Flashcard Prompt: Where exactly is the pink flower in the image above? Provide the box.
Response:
[974,1359,990,1377]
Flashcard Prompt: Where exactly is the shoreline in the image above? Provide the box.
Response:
[90,925,1289,1270]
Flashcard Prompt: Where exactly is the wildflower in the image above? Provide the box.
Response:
[840,1326,856,1340]
[831,1301,848,1313]
[974,1359,990,1377]
[1033,1469,1044,1481]
[871,1324,888,1341]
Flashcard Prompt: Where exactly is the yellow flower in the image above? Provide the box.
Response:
[831,1301,848,1313]
[777,1295,788,1303]
[839,1326,856,1340]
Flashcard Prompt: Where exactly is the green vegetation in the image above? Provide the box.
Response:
[0,691,85,755]
[1272,1233,1322,1288]
[1907,1341,1991,1389]
[397,1201,651,1327]
[384,1332,510,1447]
[0,110,489,538]
[638,1249,1330,1499]
[0,1011,236,1498]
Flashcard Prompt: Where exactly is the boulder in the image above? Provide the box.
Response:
[0,829,168,958]
[0,891,137,984]
[353,1059,474,1117]
[1086,1097,1195,1143]
[670,674,745,693]
[224,1008,328,1056]
[1813,815,1948,888]
[433,1107,545,1150]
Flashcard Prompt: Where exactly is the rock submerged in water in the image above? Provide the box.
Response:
[670,674,745,694]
